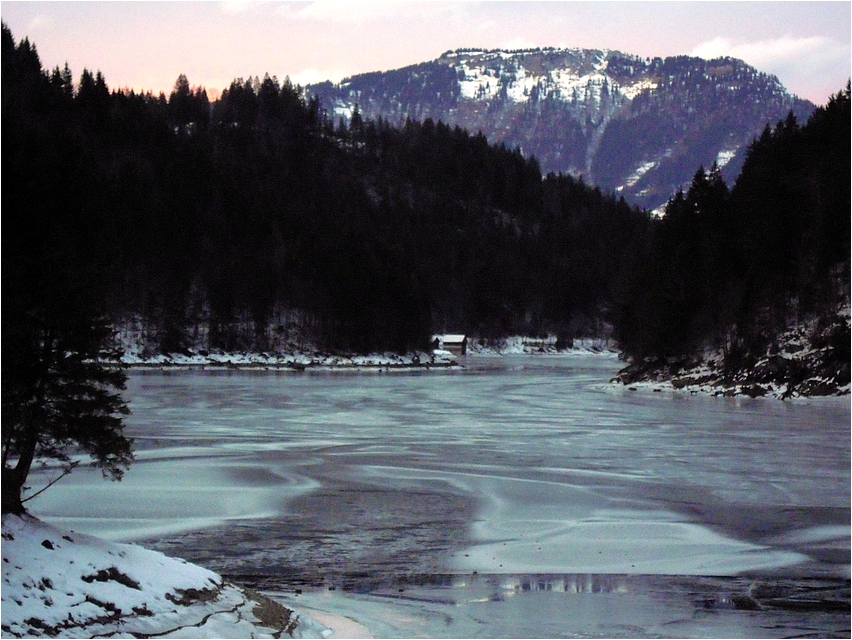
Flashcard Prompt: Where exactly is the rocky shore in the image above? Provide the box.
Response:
[108,348,459,371]
[102,334,619,371]
[613,313,850,399]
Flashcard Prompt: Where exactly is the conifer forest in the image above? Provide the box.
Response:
[3,23,849,369]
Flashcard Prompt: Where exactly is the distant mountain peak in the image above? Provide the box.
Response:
[308,48,814,210]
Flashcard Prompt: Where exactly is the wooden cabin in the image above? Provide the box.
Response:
[432,334,468,356]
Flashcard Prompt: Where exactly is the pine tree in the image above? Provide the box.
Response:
[2,23,133,515]
[2,248,133,514]
[349,104,364,138]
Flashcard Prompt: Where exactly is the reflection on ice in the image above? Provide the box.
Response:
[455,511,807,575]
[272,573,851,639]
[493,574,629,594]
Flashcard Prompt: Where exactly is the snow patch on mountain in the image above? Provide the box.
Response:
[453,49,654,110]
[619,78,659,100]
[715,148,739,168]
[622,160,657,189]
[309,46,815,210]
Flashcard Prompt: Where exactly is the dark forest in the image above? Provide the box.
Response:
[3,23,849,371]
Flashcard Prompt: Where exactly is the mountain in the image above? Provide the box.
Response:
[307,48,815,211]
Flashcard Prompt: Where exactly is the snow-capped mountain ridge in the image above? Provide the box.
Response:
[309,47,814,210]
[440,47,652,104]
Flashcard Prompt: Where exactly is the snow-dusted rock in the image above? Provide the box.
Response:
[612,311,850,399]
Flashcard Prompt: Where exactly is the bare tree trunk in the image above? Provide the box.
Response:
[3,336,49,515]
[2,463,28,515]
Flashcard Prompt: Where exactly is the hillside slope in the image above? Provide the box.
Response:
[309,48,814,210]
[1,514,330,638]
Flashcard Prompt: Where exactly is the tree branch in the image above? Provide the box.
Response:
[21,460,80,504]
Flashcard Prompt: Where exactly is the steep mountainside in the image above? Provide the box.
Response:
[308,48,814,210]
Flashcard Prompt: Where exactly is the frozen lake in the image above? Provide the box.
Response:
[34,355,850,637]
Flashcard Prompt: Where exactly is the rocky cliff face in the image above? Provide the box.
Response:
[308,48,814,211]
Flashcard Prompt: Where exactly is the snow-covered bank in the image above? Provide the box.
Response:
[467,335,617,356]
[1,514,331,638]
[108,317,459,371]
[104,334,618,370]
[612,312,850,399]
[110,349,458,371]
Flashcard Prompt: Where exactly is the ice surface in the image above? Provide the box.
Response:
[357,465,808,576]
[456,511,806,575]
[27,356,850,637]
[32,451,320,541]
[271,574,850,639]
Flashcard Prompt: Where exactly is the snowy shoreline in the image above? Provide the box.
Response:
[107,349,460,371]
[1,514,332,639]
[609,365,851,401]
[102,336,619,371]
[105,341,849,401]
[611,312,851,400]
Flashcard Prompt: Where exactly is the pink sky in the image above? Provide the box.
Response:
[2,2,849,105]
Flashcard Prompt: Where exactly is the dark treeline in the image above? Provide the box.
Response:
[4,23,848,364]
[2,24,648,355]
[614,83,850,367]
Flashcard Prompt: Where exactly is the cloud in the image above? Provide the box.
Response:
[692,35,842,68]
[690,35,850,99]
[475,19,498,34]
[501,36,538,51]
[290,1,465,24]
[26,14,52,33]
[219,1,254,14]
